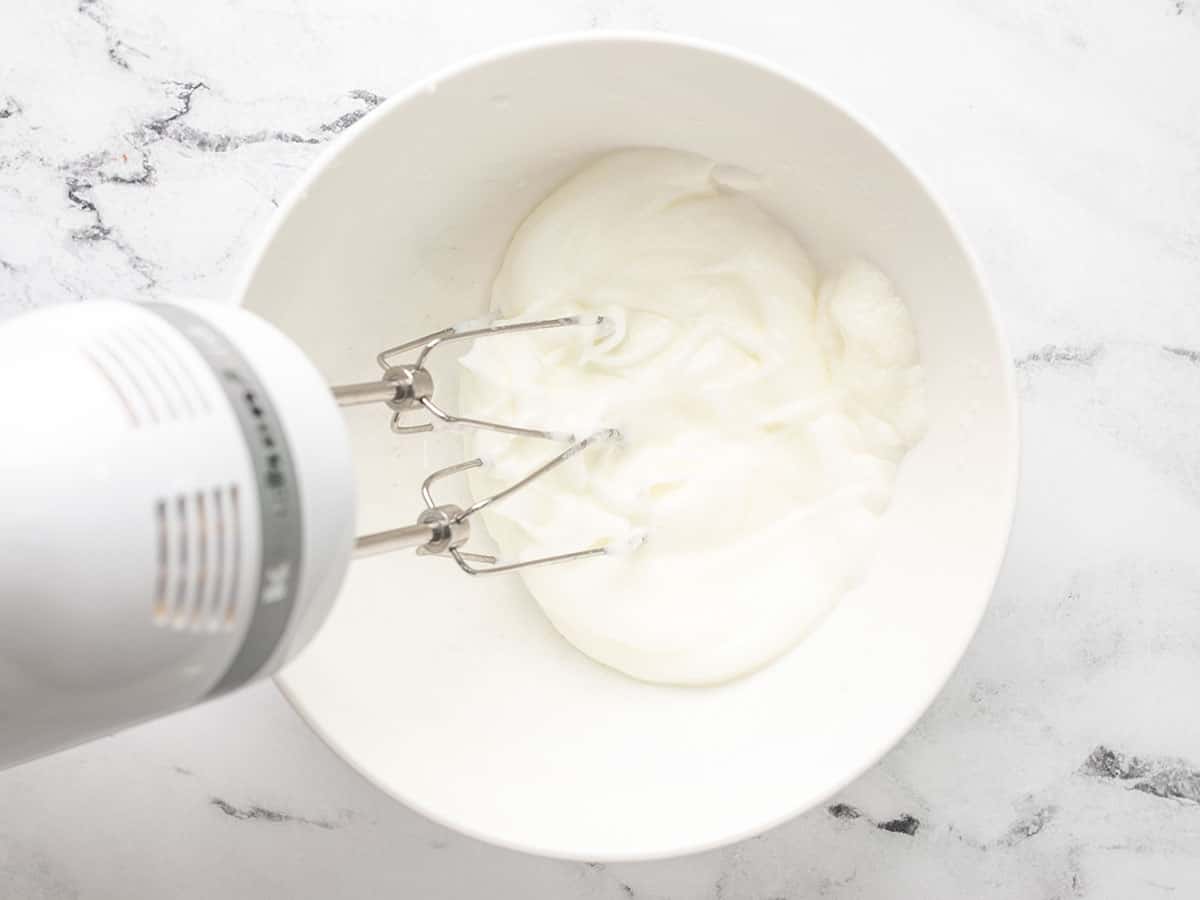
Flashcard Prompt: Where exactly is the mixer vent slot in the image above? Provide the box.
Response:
[153,484,244,631]
[87,325,213,428]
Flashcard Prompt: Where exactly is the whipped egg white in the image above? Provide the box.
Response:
[458,148,926,685]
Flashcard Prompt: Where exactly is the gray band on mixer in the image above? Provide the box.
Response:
[145,303,304,699]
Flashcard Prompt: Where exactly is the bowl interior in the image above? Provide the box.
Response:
[241,35,1018,860]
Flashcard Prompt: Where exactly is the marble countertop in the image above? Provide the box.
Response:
[3,0,1200,896]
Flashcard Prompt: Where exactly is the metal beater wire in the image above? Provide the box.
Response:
[336,314,623,574]
[378,314,604,439]
[421,429,620,576]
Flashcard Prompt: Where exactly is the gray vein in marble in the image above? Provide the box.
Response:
[64,176,157,285]
[209,797,345,830]
[838,802,1061,851]
[68,144,156,190]
[0,97,20,120]
[166,123,321,153]
[827,803,861,820]
[320,89,386,133]
[826,803,921,836]
[1015,344,1103,368]
[714,867,730,899]
[1082,745,1200,803]
[997,806,1057,847]
[145,82,383,153]
[78,0,146,71]
[1067,845,1085,898]
[144,80,208,141]
[1162,344,1200,364]
[581,862,636,897]
[877,814,920,836]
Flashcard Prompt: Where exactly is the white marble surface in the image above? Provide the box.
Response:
[3,0,1200,896]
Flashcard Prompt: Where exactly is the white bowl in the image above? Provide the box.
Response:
[239,34,1019,861]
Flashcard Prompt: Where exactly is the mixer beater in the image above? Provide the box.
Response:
[0,297,631,769]
[331,315,621,575]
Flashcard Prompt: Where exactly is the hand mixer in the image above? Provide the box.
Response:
[0,299,617,771]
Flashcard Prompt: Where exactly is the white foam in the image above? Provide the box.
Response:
[457,148,928,685]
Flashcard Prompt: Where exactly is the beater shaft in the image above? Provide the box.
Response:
[353,523,436,558]
[332,380,399,407]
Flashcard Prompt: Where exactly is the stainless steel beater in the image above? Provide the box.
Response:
[331,315,618,576]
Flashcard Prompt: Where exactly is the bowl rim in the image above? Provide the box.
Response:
[241,30,1022,862]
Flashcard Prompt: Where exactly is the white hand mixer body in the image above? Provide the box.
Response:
[0,299,612,771]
